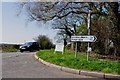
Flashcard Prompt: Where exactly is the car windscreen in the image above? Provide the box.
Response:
[22,42,33,46]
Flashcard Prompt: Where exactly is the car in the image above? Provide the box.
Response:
[19,42,40,52]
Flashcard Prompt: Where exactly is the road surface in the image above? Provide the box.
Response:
[2,52,93,78]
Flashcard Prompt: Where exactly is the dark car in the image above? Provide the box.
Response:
[19,42,40,52]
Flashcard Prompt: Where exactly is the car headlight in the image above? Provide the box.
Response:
[20,46,22,48]
[27,45,30,47]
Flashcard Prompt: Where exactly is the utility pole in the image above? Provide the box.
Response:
[87,10,91,61]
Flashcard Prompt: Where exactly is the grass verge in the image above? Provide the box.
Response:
[36,49,120,75]
[2,48,18,52]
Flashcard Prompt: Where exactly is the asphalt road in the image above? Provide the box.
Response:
[2,52,93,78]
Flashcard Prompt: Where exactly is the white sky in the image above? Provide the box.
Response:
[1,2,58,44]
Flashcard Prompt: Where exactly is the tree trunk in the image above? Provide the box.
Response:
[105,39,109,55]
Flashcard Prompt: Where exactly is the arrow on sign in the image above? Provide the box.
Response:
[93,36,97,42]
[71,35,97,42]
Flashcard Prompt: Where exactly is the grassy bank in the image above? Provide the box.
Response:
[0,49,2,52]
[2,48,18,52]
[1,44,20,52]
[36,50,120,75]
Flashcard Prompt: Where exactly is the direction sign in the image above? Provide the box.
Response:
[71,35,97,42]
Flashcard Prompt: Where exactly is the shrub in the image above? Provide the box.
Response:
[34,35,54,49]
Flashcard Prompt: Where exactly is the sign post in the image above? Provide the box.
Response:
[71,35,97,59]
[70,10,97,61]
[75,42,77,58]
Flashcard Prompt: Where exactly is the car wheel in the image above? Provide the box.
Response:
[37,48,40,51]
[20,50,23,53]
[29,49,33,52]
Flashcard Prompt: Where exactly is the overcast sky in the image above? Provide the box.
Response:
[1,2,58,44]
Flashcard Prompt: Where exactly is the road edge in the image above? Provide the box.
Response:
[34,52,120,79]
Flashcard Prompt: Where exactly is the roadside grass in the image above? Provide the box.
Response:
[36,49,120,75]
[2,48,18,52]
[0,50,2,52]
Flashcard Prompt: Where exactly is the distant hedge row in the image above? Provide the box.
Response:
[1,44,20,52]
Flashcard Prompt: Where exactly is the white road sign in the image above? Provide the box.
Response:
[71,35,97,42]
[54,43,64,54]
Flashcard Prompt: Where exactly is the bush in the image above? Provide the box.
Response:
[34,35,54,49]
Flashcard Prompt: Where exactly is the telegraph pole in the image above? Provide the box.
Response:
[87,10,91,61]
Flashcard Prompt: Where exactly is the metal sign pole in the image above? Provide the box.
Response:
[75,42,77,58]
[87,10,91,61]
